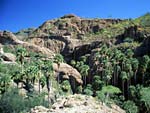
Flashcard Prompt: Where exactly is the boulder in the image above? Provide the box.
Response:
[1,52,16,62]
[53,63,83,84]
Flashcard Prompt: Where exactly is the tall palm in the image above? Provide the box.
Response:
[24,66,36,92]
[131,58,139,84]
[80,64,90,86]
[12,70,22,88]
[126,49,134,58]
[140,55,150,84]
[113,49,122,86]
[54,54,64,88]
[120,71,128,96]
[36,59,44,93]
[115,65,121,86]
[43,59,54,103]
[103,69,112,85]
[16,46,27,73]
[124,61,132,98]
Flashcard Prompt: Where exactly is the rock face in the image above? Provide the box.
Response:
[29,94,125,113]
[1,52,16,62]
[26,15,124,59]
[53,63,83,84]
[0,31,54,58]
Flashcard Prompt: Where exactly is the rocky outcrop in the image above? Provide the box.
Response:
[29,94,125,113]
[53,63,83,84]
[0,31,54,58]
[27,15,124,58]
[0,45,16,65]
[1,52,16,62]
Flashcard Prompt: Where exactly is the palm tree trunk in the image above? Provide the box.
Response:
[116,69,118,86]
[122,80,125,96]
[84,75,86,85]
[134,70,137,84]
[57,74,60,94]
[127,80,129,99]
[38,79,40,94]
[46,76,50,103]
[114,71,116,86]
[142,73,145,84]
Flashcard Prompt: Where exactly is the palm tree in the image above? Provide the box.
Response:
[99,85,121,104]
[12,70,22,88]
[126,49,134,58]
[103,69,112,85]
[16,46,27,85]
[54,53,64,88]
[43,59,54,103]
[115,65,121,86]
[16,46,27,66]
[113,49,122,86]
[140,55,150,84]
[24,66,35,92]
[120,71,128,96]
[131,58,139,84]
[80,64,90,86]
[124,61,132,98]
[36,59,44,93]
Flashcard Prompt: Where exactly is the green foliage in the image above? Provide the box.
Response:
[101,85,121,95]
[83,84,93,96]
[54,53,64,64]
[96,91,105,102]
[92,75,104,91]
[123,37,134,43]
[140,87,150,112]
[76,85,83,94]
[123,100,138,113]
[0,88,48,113]
[40,76,46,88]
[96,85,121,104]
[139,13,150,27]
[16,46,27,65]
[61,80,71,93]
[3,45,15,54]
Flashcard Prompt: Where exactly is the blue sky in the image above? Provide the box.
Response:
[0,0,150,32]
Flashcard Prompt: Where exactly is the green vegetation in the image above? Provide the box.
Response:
[1,13,150,113]
[0,47,71,113]
[70,41,150,113]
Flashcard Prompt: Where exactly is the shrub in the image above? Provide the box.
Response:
[83,84,93,96]
[123,100,138,113]
[0,88,48,113]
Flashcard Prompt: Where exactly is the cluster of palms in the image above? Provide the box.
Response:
[90,44,150,98]
[70,43,150,113]
[0,46,67,103]
[71,56,90,87]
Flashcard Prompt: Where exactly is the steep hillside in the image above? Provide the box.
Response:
[29,94,125,113]
[1,13,150,113]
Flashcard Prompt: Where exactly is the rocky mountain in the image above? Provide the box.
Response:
[1,13,150,113]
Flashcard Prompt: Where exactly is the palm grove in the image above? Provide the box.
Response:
[70,42,150,113]
[0,46,69,113]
